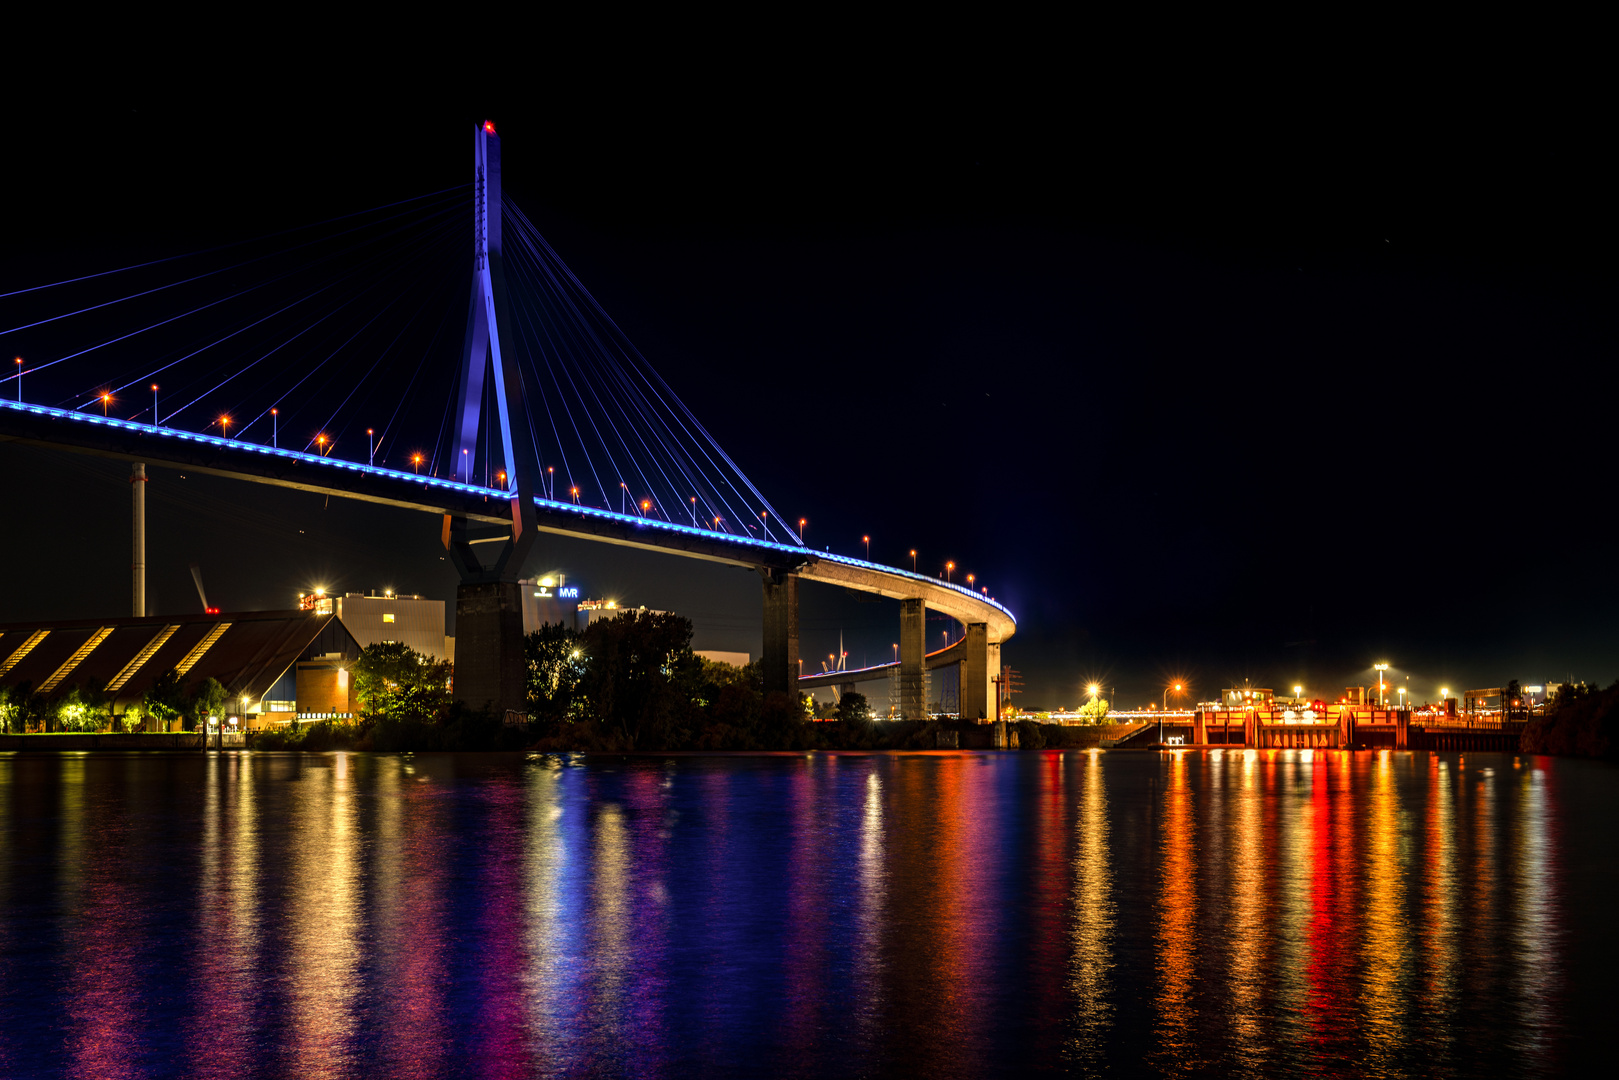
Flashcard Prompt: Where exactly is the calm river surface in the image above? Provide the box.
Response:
[1,749,1614,1078]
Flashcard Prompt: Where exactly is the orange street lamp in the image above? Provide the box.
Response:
[546,465,554,499]
[642,499,652,515]
[153,385,161,426]
[219,414,231,439]
[798,517,807,543]
[411,453,423,474]
[862,535,870,559]
[966,573,975,589]
[910,549,917,572]
[269,406,277,446]
[100,392,111,416]
[13,357,21,402]
[946,561,955,583]
[367,428,375,466]
[1163,682,1183,711]
[318,434,330,456]
[570,486,580,503]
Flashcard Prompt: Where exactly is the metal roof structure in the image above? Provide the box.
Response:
[0,610,356,711]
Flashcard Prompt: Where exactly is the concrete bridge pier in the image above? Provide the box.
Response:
[899,598,926,721]
[761,569,800,699]
[454,580,527,720]
[959,622,994,721]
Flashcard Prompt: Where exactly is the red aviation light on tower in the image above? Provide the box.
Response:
[484,120,497,135]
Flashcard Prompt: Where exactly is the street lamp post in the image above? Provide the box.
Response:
[101,393,110,416]
[270,407,276,447]
[368,428,375,466]
[798,518,807,543]
[910,549,917,573]
[1374,662,1390,708]
[154,385,160,426]
[946,561,954,583]
[14,357,21,401]
[863,535,870,560]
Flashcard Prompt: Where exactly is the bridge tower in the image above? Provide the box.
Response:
[443,120,540,720]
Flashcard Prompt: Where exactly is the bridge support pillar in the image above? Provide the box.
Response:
[761,569,800,700]
[454,580,528,720]
[899,598,926,721]
[960,623,991,721]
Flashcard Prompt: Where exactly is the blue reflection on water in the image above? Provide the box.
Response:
[0,749,1611,1078]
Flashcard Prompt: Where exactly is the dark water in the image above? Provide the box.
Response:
[0,749,1613,1078]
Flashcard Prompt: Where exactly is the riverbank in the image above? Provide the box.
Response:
[0,720,1149,753]
[0,732,225,750]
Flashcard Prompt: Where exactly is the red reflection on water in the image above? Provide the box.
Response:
[1025,750,1070,1063]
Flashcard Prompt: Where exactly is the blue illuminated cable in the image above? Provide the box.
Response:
[506,253,614,507]
[156,216,461,429]
[0,184,468,302]
[375,280,456,463]
[48,203,461,406]
[506,266,577,495]
[270,253,455,451]
[506,202,792,540]
[142,210,462,420]
[1,193,462,340]
[506,224,716,526]
[311,230,462,448]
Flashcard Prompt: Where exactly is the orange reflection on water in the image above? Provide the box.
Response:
[1151,752,1198,1074]
[286,753,362,1078]
[1421,754,1460,1066]
[1067,750,1112,1069]
[186,754,262,1078]
[1360,751,1409,1068]
[1227,750,1268,1069]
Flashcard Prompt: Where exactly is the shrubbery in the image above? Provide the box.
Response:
[1520,681,1619,759]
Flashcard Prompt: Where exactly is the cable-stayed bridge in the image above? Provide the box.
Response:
[0,122,1014,722]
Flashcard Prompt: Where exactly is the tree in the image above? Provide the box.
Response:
[0,682,35,733]
[525,622,586,722]
[189,677,229,733]
[55,680,114,732]
[143,669,187,732]
[836,691,873,727]
[575,610,699,748]
[1078,696,1110,724]
[353,642,450,721]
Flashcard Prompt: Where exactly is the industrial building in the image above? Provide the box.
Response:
[299,589,449,660]
[0,609,361,730]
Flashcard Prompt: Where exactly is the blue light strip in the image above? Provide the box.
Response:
[3,399,1015,625]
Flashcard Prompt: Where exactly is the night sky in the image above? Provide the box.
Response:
[2,74,1612,709]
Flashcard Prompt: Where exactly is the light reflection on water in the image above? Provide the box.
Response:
[0,749,1610,1078]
